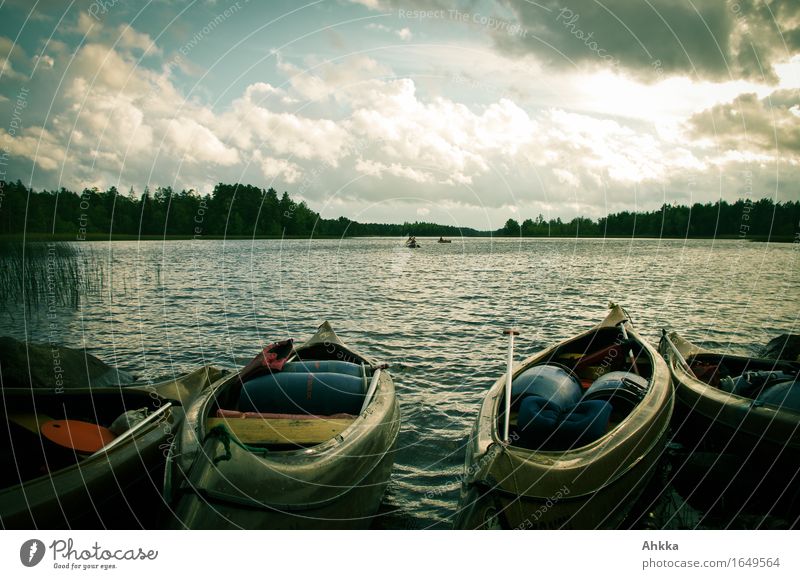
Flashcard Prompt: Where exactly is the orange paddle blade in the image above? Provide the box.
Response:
[41,420,116,453]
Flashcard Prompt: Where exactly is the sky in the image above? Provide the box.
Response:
[1,0,799,229]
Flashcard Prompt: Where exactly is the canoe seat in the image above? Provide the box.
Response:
[207,416,355,445]
[238,370,365,415]
[516,396,611,451]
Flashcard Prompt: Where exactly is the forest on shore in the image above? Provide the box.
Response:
[0,179,797,241]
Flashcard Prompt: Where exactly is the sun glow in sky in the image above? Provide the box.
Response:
[1,0,799,228]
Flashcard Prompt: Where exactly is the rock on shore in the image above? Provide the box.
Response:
[0,336,135,389]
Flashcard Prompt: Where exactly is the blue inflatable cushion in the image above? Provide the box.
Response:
[511,365,582,408]
[756,380,800,413]
[281,360,364,377]
[238,371,365,415]
[583,371,648,410]
[517,395,612,450]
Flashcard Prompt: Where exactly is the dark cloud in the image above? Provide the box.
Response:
[688,89,800,152]
[490,0,799,83]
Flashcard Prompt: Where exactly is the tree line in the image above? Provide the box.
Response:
[0,179,797,240]
[500,198,799,239]
[0,180,482,239]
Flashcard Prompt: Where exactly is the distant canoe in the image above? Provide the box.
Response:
[437,239,452,243]
[659,331,800,462]
[0,366,226,529]
[165,322,400,529]
[455,304,673,530]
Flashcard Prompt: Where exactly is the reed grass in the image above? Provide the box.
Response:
[0,241,105,310]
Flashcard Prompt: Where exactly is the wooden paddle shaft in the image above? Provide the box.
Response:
[503,329,520,442]
[619,324,639,375]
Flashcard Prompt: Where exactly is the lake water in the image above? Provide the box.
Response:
[2,237,799,528]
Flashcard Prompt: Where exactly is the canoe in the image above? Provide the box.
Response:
[659,331,800,463]
[437,239,452,243]
[165,322,401,529]
[0,366,226,528]
[455,304,673,529]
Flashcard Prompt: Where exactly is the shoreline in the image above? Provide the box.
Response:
[0,234,795,243]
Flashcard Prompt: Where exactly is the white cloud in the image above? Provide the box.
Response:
[76,12,96,35]
[33,54,55,70]
[116,25,162,56]
[166,117,239,165]
[227,90,351,165]
[355,158,435,183]
[255,152,303,183]
[0,126,65,172]
[366,23,413,40]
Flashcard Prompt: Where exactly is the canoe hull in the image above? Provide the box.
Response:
[660,332,800,466]
[672,391,800,464]
[457,424,669,529]
[0,366,224,529]
[456,306,674,530]
[170,433,397,529]
[166,324,401,529]
[1,421,173,529]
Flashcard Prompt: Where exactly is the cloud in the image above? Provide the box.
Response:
[688,88,800,153]
[116,25,162,56]
[503,0,800,83]
[492,1,737,79]
[254,152,303,184]
[3,11,798,227]
[1,125,66,172]
[166,117,239,165]
[0,35,31,80]
[2,35,239,189]
[353,0,800,84]
[366,23,413,40]
[276,54,394,103]
[226,88,352,166]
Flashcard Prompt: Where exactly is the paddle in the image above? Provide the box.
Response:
[503,328,520,443]
[661,329,698,379]
[618,322,640,375]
